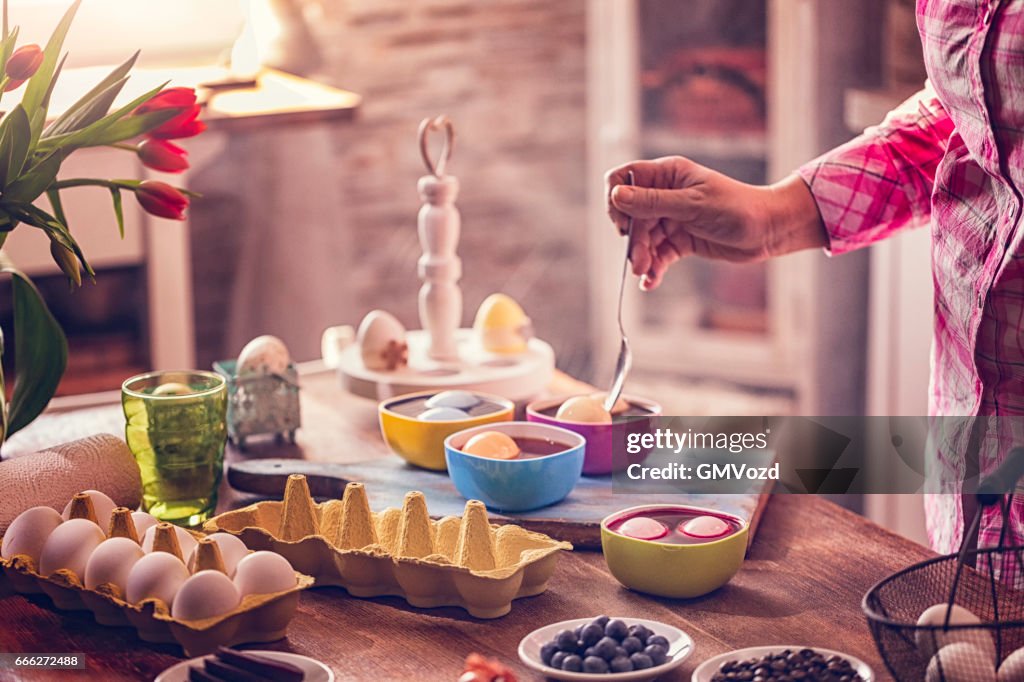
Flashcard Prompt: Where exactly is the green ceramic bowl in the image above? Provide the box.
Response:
[601,504,748,599]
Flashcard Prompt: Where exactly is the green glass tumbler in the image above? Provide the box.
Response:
[122,370,228,527]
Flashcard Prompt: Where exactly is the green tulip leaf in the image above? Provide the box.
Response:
[110,187,123,238]
[0,259,67,436]
[0,105,31,188]
[21,0,80,117]
[5,148,63,202]
[37,82,171,153]
[0,25,19,80]
[46,51,137,136]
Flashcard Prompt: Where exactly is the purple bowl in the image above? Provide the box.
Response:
[525,395,662,475]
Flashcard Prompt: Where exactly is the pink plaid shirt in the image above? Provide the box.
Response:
[798,0,1024,557]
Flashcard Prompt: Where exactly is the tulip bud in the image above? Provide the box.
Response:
[50,240,81,289]
[3,78,24,92]
[135,180,189,220]
[135,87,206,140]
[137,139,189,173]
[6,44,43,81]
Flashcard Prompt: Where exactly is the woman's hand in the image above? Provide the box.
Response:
[606,156,828,290]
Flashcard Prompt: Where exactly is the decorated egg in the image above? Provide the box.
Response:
[589,391,630,415]
[618,517,668,540]
[62,489,117,534]
[556,395,612,424]
[2,506,64,566]
[926,643,996,682]
[172,570,241,621]
[425,390,481,410]
[84,537,145,593]
[916,603,995,660]
[187,532,249,577]
[357,310,408,371]
[418,407,469,421]
[999,647,1024,681]
[680,515,731,539]
[125,551,190,606]
[237,334,291,375]
[474,294,532,354]
[38,518,106,581]
[233,551,297,597]
[463,431,520,460]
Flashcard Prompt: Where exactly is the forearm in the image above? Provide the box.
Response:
[763,174,829,257]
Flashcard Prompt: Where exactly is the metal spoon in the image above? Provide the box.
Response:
[603,170,635,414]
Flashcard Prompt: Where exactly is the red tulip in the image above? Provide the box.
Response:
[6,44,43,81]
[3,78,23,92]
[137,139,188,173]
[135,87,205,140]
[136,181,189,220]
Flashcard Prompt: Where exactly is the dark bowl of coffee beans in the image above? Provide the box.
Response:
[692,646,873,682]
[518,615,693,679]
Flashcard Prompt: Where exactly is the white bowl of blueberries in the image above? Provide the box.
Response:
[518,615,694,680]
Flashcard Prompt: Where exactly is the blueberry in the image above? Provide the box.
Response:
[614,646,628,659]
[574,625,584,638]
[583,656,610,674]
[630,653,654,670]
[561,655,583,672]
[621,636,643,654]
[610,656,634,673]
[580,623,604,647]
[550,651,568,669]
[646,634,670,649]
[594,637,619,660]
[605,619,629,641]
[592,615,610,628]
[540,642,559,665]
[556,629,577,652]
[644,644,668,666]
[583,647,596,658]
[628,624,651,641]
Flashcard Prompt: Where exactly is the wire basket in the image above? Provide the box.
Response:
[863,449,1024,681]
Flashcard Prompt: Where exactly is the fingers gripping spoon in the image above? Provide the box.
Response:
[603,170,635,414]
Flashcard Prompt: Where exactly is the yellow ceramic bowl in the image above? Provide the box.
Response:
[601,505,748,599]
[378,390,515,470]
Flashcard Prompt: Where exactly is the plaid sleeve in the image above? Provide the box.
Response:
[797,84,954,255]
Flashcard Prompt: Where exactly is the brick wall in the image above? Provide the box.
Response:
[190,0,591,379]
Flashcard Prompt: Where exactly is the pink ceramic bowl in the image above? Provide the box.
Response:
[525,395,662,475]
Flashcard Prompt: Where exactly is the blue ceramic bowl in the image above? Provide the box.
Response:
[444,422,585,512]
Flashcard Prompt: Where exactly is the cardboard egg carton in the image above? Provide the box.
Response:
[0,494,313,656]
[204,475,572,618]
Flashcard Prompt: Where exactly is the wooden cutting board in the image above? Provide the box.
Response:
[227,456,772,549]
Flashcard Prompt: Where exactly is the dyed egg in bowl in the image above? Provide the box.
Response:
[444,422,585,512]
[526,394,661,475]
[601,504,748,599]
[379,390,514,470]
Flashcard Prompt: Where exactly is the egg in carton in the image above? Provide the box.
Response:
[204,475,572,618]
[0,491,313,656]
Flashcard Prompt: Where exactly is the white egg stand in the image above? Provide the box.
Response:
[336,116,554,402]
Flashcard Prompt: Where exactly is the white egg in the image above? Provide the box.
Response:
[61,490,117,534]
[999,648,1024,681]
[125,551,190,606]
[84,537,145,592]
[172,570,241,621]
[130,512,159,538]
[232,551,296,597]
[417,407,469,421]
[141,523,198,559]
[425,390,482,410]
[2,506,63,565]
[237,334,291,376]
[38,518,106,581]
[186,533,249,577]
[357,310,408,371]
[916,603,995,660]
[927,643,996,682]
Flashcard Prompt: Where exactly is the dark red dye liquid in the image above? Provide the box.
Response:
[514,436,573,459]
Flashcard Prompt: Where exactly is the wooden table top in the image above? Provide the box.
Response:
[0,368,934,681]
